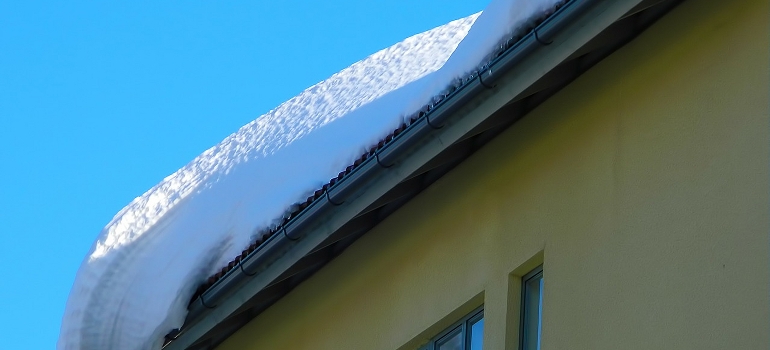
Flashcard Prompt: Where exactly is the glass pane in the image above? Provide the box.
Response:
[470,317,484,350]
[437,329,463,350]
[522,269,543,350]
[537,278,543,349]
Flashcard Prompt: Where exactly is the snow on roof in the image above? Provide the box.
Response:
[59,0,563,349]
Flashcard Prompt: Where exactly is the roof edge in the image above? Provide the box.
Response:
[164,0,652,348]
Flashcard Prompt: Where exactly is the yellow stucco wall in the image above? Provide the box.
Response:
[218,0,769,349]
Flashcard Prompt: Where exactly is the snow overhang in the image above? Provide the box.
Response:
[163,0,684,348]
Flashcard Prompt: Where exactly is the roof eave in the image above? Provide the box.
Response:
[164,0,678,348]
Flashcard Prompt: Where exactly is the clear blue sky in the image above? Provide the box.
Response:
[0,0,488,348]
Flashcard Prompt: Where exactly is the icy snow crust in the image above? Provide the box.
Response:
[60,1,561,349]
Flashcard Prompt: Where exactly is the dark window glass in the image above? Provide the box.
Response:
[436,328,462,350]
[422,308,483,350]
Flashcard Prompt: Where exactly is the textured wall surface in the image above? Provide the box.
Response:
[218,0,769,348]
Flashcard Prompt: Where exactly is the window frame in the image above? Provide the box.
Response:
[420,306,484,350]
[519,265,544,350]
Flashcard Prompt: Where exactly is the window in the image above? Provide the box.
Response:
[421,307,484,350]
[520,265,543,350]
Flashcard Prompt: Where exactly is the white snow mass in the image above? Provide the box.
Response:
[59,0,563,349]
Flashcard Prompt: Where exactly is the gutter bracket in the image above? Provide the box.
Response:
[478,70,496,89]
[282,226,299,241]
[534,27,553,45]
[375,152,393,168]
[326,190,344,206]
[238,258,258,277]
[199,295,216,309]
[425,112,443,130]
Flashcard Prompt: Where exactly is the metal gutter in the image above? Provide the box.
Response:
[296,1,600,227]
[187,0,596,321]
[165,0,652,347]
